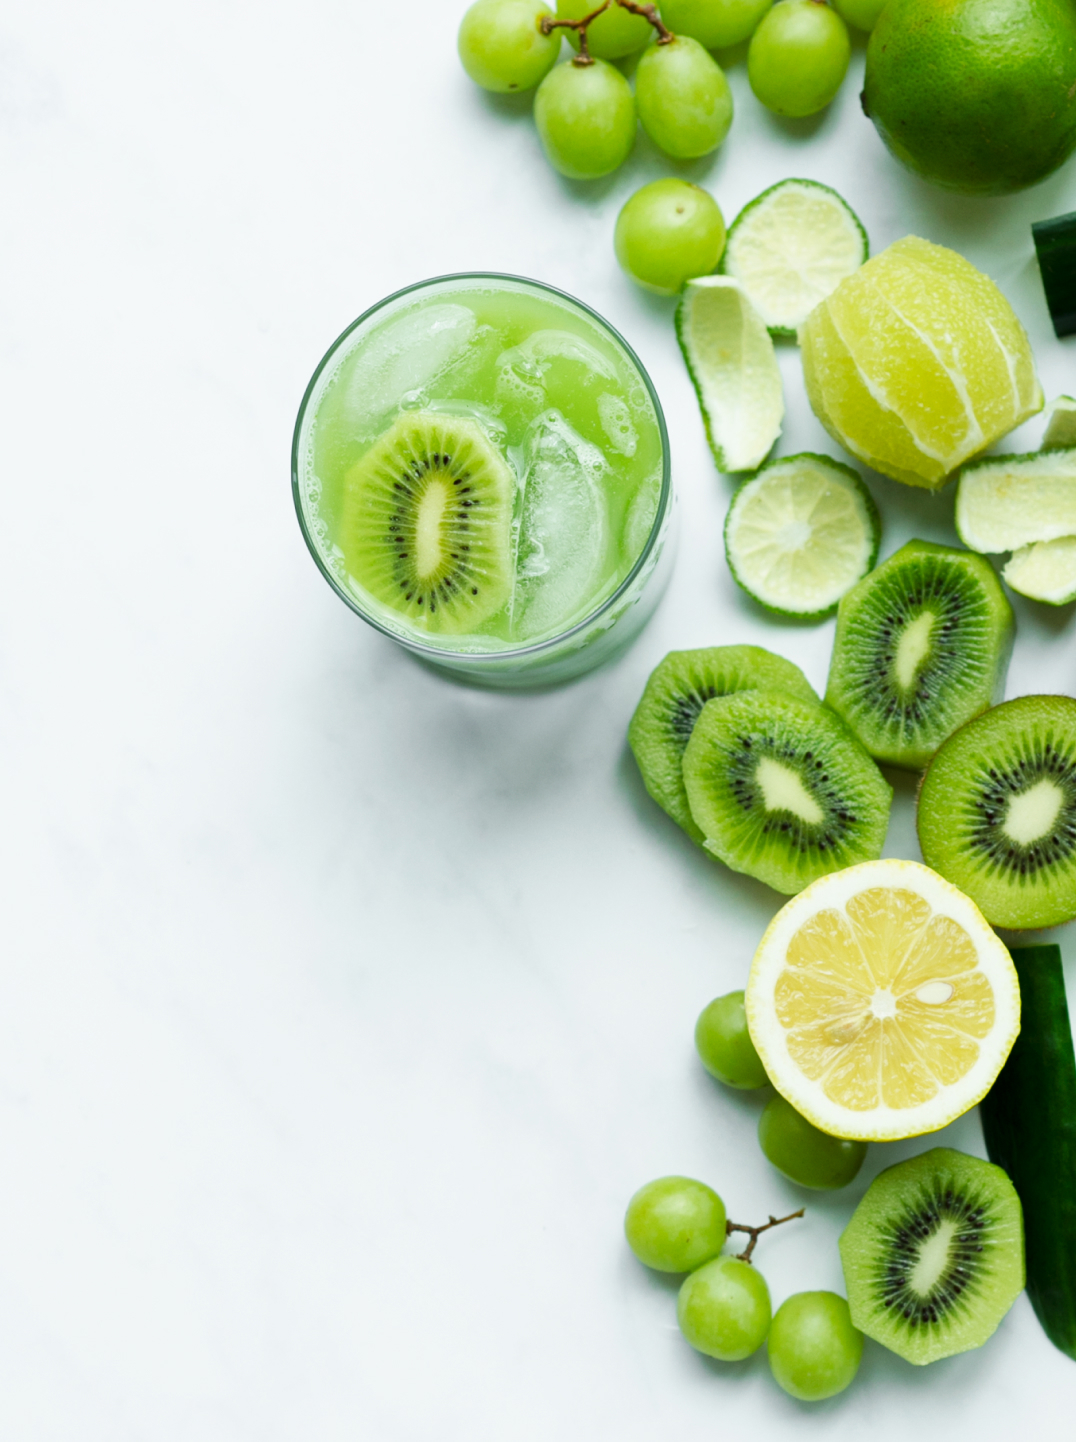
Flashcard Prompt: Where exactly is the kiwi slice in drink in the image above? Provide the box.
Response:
[339,411,514,635]
[628,646,818,842]
[682,690,891,895]
[825,540,1014,771]
[840,1148,1024,1366]
[918,694,1076,929]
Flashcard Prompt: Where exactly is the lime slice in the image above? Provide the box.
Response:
[676,276,784,474]
[720,179,868,337]
[1043,395,1076,450]
[724,453,880,619]
[955,447,1076,552]
[1003,537,1076,605]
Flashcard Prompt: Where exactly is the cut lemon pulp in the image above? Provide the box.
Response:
[746,859,1020,1141]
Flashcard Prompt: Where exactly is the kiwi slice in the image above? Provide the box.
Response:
[918,693,1076,929]
[825,539,1014,771]
[628,646,818,842]
[840,1148,1024,1366]
[682,689,892,895]
[339,411,513,635]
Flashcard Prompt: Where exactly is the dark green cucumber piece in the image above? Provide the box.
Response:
[980,944,1076,1361]
[1033,213,1076,339]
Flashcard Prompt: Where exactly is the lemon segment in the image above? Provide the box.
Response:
[799,237,1043,490]
[746,859,1020,1141]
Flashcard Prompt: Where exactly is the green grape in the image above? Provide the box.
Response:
[556,0,654,58]
[830,0,886,29]
[767,1292,864,1400]
[624,1176,727,1272]
[659,0,775,49]
[695,990,769,1088]
[534,59,636,178]
[615,179,725,295]
[677,1256,771,1360]
[458,0,563,93]
[635,37,733,159]
[747,0,851,117]
[758,1094,866,1190]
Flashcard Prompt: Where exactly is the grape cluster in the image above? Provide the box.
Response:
[458,1,887,181]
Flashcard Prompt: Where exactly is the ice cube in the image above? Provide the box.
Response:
[623,466,663,563]
[339,303,477,434]
[511,410,609,641]
[495,329,617,413]
[597,392,638,457]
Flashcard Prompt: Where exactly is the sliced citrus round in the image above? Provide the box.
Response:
[720,179,868,337]
[724,452,880,619]
[745,858,1020,1141]
[799,236,1043,490]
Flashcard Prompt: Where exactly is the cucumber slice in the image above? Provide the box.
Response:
[724,453,880,619]
[1032,211,1076,339]
[1003,536,1076,605]
[955,447,1076,553]
[720,179,868,338]
[676,276,784,474]
[1043,395,1076,451]
[980,944,1076,1362]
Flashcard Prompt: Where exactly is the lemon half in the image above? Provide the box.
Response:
[746,859,1020,1142]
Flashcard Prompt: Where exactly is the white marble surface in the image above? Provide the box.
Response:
[3,3,1076,1437]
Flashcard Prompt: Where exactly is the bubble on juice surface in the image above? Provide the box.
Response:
[339,303,477,435]
[597,392,638,457]
[510,410,609,641]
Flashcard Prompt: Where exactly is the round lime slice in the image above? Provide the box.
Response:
[676,276,784,474]
[724,453,880,619]
[720,179,868,338]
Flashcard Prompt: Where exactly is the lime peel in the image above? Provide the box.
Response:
[677,276,784,474]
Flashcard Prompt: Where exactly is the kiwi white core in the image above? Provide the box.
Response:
[908,1220,961,1297]
[415,480,449,578]
[1003,777,1064,845]
[893,611,935,692]
[756,758,824,823]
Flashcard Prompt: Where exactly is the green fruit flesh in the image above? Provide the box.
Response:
[758,1094,867,1190]
[677,1256,772,1360]
[629,646,818,842]
[635,37,733,161]
[614,179,726,297]
[825,540,1015,771]
[839,1148,1024,1365]
[863,0,1076,196]
[917,694,1076,929]
[767,1292,864,1401]
[980,945,1076,1360]
[624,1176,728,1273]
[696,991,769,1089]
[682,689,892,896]
[339,411,513,634]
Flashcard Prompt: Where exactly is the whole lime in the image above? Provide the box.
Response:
[862,0,1076,195]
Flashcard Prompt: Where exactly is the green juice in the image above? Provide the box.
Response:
[295,276,670,681]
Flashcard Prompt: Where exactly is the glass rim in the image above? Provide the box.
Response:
[291,271,672,664]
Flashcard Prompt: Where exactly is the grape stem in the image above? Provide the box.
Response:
[540,0,673,68]
[726,1209,805,1264]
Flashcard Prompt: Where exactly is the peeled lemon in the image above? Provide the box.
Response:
[800,236,1042,490]
[746,859,1020,1142]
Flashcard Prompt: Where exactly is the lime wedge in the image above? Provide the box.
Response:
[1003,537,1076,605]
[724,453,880,618]
[677,276,784,474]
[955,447,1076,552]
[720,179,868,337]
[1044,395,1076,450]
